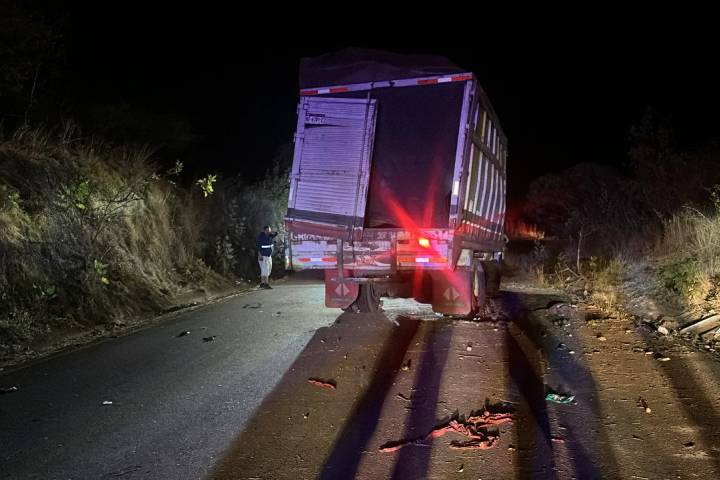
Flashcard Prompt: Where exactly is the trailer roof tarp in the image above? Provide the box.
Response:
[299,48,465,89]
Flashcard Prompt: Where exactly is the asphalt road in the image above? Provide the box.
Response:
[0,275,337,480]
[3,276,720,479]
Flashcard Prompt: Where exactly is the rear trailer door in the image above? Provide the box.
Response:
[286,97,377,240]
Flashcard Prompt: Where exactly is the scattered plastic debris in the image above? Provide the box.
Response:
[303,412,310,419]
[202,336,216,342]
[637,397,652,413]
[545,393,575,404]
[307,378,336,389]
[101,400,113,406]
[0,386,18,394]
[457,464,464,473]
[176,331,190,337]
[379,409,513,452]
[657,326,670,336]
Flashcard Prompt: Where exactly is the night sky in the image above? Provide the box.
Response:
[63,7,719,201]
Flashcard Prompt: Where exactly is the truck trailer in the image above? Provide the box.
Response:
[284,49,507,316]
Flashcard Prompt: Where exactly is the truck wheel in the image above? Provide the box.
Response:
[468,263,486,318]
[481,260,502,297]
[352,284,381,313]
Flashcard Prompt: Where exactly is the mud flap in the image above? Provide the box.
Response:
[429,269,473,316]
[325,269,359,308]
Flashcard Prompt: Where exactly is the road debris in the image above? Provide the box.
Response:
[176,331,190,337]
[551,436,566,444]
[653,352,670,362]
[242,303,262,309]
[307,378,336,389]
[202,336,216,342]
[545,393,575,404]
[658,325,670,336]
[683,441,695,448]
[379,409,513,453]
[637,397,652,413]
[101,400,113,405]
[596,333,607,341]
[680,314,720,335]
[457,464,464,473]
[0,386,19,394]
[401,359,412,371]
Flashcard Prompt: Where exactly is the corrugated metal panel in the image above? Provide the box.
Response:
[288,97,377,239]
[458,132,507,244]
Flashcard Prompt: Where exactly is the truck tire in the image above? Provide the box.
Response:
[466,262,486,318]
[352,284,381,313]
[481,260,502,297]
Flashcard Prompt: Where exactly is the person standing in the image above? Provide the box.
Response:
[256,225,278,289]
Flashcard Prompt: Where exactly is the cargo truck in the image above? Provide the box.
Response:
[284,49,507,316]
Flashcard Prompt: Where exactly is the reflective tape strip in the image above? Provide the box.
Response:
[300,73,473,96]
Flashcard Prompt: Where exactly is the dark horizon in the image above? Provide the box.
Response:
[10,5,720,200]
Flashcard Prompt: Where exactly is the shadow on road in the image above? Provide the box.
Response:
[501,290,620,479]
[636,328,720,474]
[209,289,631,479]
[318,317,420,479]
[388,321,453,480]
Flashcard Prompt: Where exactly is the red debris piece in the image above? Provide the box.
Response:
[379,410,513,453]
[449,437,500,450]
[307,378,336,389]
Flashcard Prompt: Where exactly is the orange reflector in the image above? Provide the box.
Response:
[397,256,448,264]
[418,237,431,248]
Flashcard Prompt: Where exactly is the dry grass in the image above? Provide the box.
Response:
[0,125,232,359]
[652,209,720,312]
[585,257,628,318]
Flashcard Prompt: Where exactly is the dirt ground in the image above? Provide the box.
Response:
[209,283,720,480]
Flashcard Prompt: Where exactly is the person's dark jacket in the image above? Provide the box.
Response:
[256,231,278,257]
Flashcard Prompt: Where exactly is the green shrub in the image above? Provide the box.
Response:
[657,258,698,295]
